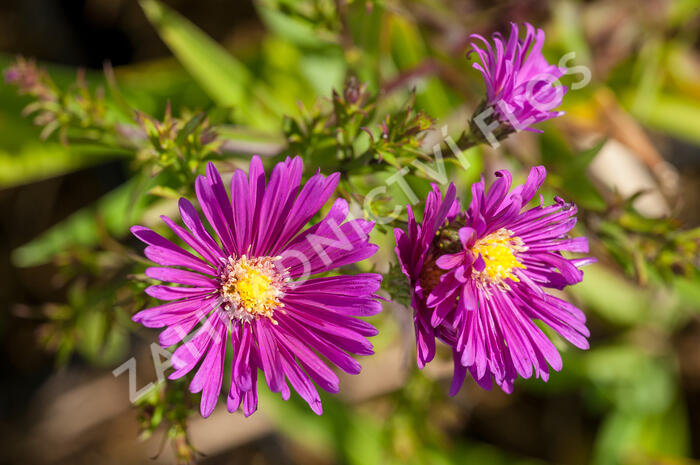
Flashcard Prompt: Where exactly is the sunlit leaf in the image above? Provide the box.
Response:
[569,264,651,325]
[139,0,280,127]
[628,92,700,146]
[0,143,127,189]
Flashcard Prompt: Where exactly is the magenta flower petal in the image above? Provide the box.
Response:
[230,169,252,253]
[144,285,212,301]
[436,253,464,270]
[145,267,218,288]
[131,226,215,274]
[131,158,381,416]
[133,296,216,328]
[176,198,225,263]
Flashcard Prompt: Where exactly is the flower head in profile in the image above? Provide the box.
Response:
[469,23,567,133]
[395,167,593,394]
[131,157,381,417]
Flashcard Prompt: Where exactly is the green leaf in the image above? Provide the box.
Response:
[260,387,383,465]
[639,398,690,457]
[175,112,206,145]
[672,275,700,309]
[256,0,338,48]
[0,143,126,189]
[593,401,689,465]
[584,345,675,414]
[76,308,129,366]
[539,130,606,211]
[139,0,279,127]
[12,176,156,267]
[592,410,645,465]
[112,59,214,114]
[299,51,346,98]
[668,0,700,26]
[628,91,700,146]
[388,15,453,118]
[569,264,650,325]
[552,1,591,66]
[448,442,548,465]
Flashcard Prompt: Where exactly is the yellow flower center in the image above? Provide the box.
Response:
[471,228,526,289]
[220,255,287,323]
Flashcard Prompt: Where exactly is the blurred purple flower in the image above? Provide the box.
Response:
[469,23,568,132]
[132,157,381,417]
[4,68,20,84]
[4,57,54,101]
[394,167,593,394]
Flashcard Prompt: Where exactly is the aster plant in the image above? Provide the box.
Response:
[394,167,594,394]
[9,3,700,463]
[131,157,381,417]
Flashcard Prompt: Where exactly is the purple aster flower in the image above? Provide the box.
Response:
[131,157,381,417]
[394,183,461,370]
[469,23,567,133]
[395,167,593,394]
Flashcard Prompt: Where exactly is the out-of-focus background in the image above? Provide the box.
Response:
[1,1,699,464]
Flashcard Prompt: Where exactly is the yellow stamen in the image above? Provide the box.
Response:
[471,228,526,289]
[220,255,286,323]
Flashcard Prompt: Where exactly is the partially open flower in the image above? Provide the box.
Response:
[394,167,594,394]
[132,157,381,417]
[468,23,567,134]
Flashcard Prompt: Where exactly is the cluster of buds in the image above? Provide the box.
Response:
[332,76,376,127]
[5,57,221,185]
[283,76,378,169]
[4,57,55,100]
[597,201,700,284]
[5,57,108,143]
[284,77,434,178]
[370,90,433,169]
[134,103,221,183]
